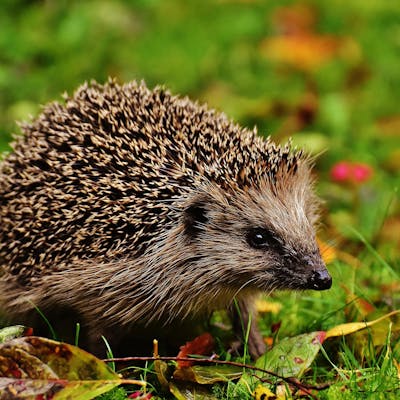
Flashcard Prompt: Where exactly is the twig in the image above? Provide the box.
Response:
[103,355,331,393]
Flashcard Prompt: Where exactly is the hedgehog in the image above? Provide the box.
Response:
[0,79,331,358]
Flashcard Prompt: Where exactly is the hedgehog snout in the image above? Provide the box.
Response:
[295,249,332,291]
[306,265,332,290]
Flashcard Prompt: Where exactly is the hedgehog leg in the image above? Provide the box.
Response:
[230,298,266,359]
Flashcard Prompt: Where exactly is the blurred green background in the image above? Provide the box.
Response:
[0,0,399,250]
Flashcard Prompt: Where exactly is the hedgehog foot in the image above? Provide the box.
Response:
[230,298,266,359]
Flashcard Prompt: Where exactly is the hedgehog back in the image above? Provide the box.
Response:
[0,80,296,284]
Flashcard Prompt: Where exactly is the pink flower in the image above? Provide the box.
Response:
[352,163,373,183]
[330,161,352,182]
[330,161,373,184]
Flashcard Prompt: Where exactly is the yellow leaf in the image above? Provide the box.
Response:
[326,310,400,338]
[255,299,282,314]
[317,238,337,265]
[253,384,276,400]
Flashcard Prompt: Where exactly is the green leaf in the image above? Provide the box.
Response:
[191,365,243,384]
[255,331,326,378]
[174,365,243,384]
[0,326,31,343]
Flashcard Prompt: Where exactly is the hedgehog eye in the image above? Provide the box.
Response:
[246,228,280,250]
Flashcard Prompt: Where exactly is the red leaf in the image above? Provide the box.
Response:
[177,333,215,368]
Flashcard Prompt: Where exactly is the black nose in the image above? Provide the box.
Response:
[309,268,332,290]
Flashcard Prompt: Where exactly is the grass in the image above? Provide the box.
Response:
[0,0,399,399]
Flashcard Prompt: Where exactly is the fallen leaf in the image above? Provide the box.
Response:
[325,310,400,338]
[238,311,400,394]
[154,359,170,390]
[0,326,33,344]
[254,331,326,378]
[174,365,242,384]
[177,333,215,368]
[0,336,145,399]
[349,321,400,360]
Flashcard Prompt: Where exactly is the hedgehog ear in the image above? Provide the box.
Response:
[183,202,209,237]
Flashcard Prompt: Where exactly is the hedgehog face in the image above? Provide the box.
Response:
[182,174,331,295]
